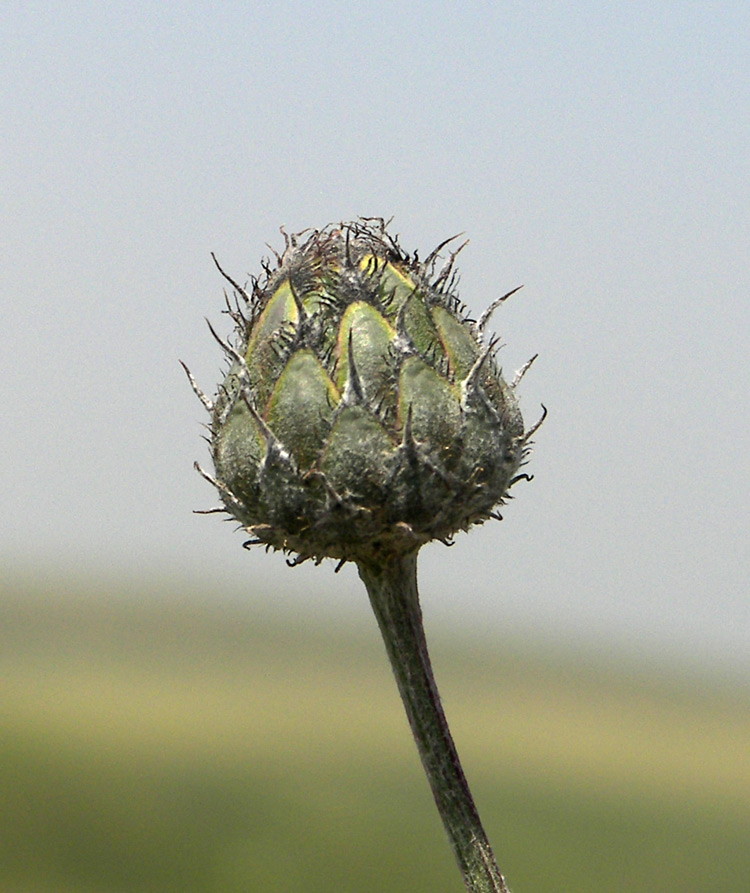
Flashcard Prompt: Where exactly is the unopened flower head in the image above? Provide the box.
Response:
[186,219,540,565]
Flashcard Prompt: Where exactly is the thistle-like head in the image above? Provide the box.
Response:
[185,219,541,566]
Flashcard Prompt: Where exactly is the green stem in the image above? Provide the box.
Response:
[357,551,510,893]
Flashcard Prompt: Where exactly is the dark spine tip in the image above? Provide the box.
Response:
[179,360,214,412]
[512,353,538,388]
[211,253,252,305]
[476,285,524,333]
[523,404,548,442]
[344,328,365,405]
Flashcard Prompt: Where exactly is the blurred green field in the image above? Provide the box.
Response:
[1,574,748,892]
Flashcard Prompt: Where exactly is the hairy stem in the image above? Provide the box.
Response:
[357,551,510,893]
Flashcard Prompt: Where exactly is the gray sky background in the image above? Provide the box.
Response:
[3,2,749,677]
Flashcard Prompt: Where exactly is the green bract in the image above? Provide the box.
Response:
[191,220,535,564]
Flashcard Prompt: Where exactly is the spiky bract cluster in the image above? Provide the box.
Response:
[190,220,535,565]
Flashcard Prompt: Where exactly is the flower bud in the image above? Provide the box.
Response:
[188,220,538,564]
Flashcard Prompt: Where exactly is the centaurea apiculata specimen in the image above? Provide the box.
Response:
[183,219,543,892]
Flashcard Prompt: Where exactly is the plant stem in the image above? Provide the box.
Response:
[357,551,510,893]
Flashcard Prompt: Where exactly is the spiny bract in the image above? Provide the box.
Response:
[188,219,538,565]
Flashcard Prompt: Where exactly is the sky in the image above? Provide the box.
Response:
[3,2,749,677]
